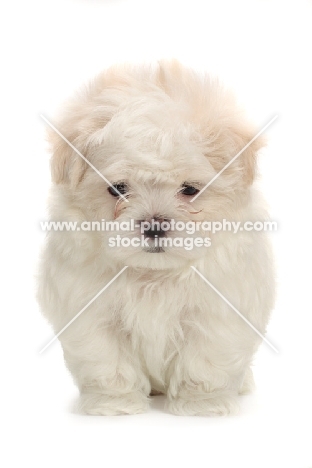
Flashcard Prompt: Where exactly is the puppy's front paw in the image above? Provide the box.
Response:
[168,394,239,416]
[78,391,149,416]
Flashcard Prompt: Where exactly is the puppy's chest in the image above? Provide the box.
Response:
[121,289,182,342]
[120,283,187,380]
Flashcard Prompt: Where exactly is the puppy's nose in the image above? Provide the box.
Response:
[141,217,167,239]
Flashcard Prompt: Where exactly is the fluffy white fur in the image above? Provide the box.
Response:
[38,61,275,416]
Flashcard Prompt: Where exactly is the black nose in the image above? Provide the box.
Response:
[141,217,168,239]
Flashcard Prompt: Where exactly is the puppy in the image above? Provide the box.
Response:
[38,60,275,416]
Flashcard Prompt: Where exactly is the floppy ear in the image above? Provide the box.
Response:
[48,126,88,187]
[229,121,266,186]
[47,106,111,188]
[48,81,114,187]
[205,119,266,188]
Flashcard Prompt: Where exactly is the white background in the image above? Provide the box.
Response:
[1,0,312,467]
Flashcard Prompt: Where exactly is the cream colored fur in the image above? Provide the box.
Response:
[38,61,275,416]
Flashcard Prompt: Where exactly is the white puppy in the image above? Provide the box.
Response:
[38,60,275,416]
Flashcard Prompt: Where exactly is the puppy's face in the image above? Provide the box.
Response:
[49,62,263,270]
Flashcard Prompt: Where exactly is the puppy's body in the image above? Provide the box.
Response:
[38,61,275,415]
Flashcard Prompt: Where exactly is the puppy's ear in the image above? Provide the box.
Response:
[229,121,265,186]
[48,125,88,188]
[48,79,113,188]
[207,119,266,188]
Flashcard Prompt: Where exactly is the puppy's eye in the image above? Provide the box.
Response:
[180,184,200,196]
[107,183,128,197]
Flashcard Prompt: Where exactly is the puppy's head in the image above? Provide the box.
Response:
[48,61,264,270]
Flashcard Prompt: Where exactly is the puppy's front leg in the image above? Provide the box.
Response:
[167,329,255,416]
[59,312,151,415]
